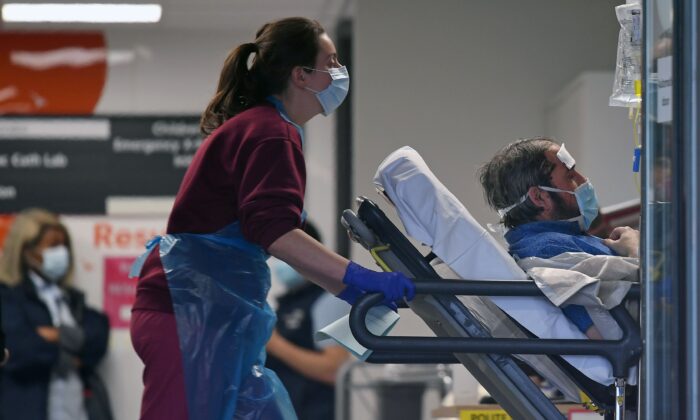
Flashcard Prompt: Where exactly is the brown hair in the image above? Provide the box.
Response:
[200,17,325,135]
[478,137,559,228]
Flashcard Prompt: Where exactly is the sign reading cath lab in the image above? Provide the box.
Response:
[0,116,201,213]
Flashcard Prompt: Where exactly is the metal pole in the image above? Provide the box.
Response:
[680,0,700,416]
[614,378,626,420]
[335,360,357,420]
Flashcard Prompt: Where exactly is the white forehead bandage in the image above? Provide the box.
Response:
[557,143,576,169]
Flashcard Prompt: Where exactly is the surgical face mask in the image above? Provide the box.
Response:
[272,260,306,289]
[538,180,600,230]
[40,245,70,282]
[304,66,350,116]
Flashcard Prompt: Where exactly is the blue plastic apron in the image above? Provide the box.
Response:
[131,222,297,420]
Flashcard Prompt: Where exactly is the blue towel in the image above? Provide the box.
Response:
[505,221,616,260]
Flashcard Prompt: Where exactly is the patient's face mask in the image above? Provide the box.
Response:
[538,181,600,230]
[304,66,350,116]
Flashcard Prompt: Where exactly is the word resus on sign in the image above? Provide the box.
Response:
[94,222,163,250]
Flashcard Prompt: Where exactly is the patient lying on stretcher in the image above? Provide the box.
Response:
[478,137,639,340]
[374,143,638,385]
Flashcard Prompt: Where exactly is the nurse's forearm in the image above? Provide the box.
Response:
[268,228,349,295]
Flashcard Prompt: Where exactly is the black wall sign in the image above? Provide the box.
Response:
[0,116,202,214]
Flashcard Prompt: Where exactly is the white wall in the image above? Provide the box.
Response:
[546,71,640,208]
[353,0,622,240]
[96,28,232,114]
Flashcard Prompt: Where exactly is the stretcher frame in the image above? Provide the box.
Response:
[342,197,641,420]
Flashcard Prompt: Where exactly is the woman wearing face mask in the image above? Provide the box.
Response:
[0,208,111,420]
[129,16,415,420]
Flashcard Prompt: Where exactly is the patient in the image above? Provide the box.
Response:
[478,137,639,339]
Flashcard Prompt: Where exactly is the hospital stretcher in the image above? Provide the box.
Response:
[342,198,640,420]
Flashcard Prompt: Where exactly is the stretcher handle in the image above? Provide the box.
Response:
[365,352,459,364]
[349,282,641,377]
[407,279,639,299]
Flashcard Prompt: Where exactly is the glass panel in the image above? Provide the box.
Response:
[642,0,679,417]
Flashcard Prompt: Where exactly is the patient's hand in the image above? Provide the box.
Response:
[585,326,603,340]
[603,227,640,258]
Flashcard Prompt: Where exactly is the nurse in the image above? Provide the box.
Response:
[129,17,415,420]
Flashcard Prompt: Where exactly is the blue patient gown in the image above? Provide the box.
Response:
[132,222,297,420]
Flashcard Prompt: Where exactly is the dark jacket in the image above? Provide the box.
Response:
[0,291,5,364]
[0,276,110,420]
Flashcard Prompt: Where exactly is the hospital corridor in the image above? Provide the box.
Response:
[0,0,697,419]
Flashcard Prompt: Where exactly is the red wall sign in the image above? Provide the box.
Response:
[103,256,137,329]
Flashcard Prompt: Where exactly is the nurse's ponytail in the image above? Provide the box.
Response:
[200,17,325,136]
[200,43,260,135]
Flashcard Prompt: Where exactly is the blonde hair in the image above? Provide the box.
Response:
[0,208,74,287]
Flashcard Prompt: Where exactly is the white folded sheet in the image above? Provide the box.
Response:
[373,146,633,385]
[518,252,638,341]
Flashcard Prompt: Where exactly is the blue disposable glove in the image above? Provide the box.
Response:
[336,261,416,306]
[336,285,399,311]
[336,284,365,304]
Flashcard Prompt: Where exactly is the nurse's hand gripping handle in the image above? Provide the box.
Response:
[336,261,416,305]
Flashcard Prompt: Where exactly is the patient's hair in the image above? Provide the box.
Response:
[478,137,558,228]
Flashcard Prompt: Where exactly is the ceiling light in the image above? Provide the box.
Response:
[1,3,162,23]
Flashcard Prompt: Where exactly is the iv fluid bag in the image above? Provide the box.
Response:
[610,2,642,108]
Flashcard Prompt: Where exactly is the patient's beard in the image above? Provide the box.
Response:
[551,192,580,221]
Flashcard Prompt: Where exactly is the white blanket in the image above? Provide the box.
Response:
[517,252,638,340]
[518,253,638,309]
[374,146,635,385]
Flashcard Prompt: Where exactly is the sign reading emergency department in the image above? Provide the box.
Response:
[0,116,201,213]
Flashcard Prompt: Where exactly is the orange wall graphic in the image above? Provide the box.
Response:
[0,31,106,114]
[0,214,15,250]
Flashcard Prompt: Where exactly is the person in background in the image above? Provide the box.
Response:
[266,221,350,420]
[0,208,111,420]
